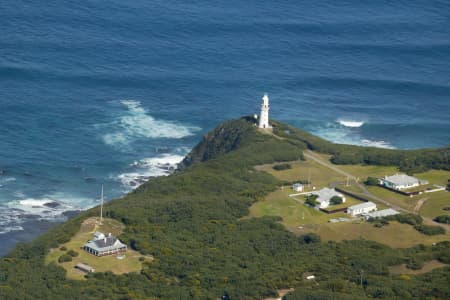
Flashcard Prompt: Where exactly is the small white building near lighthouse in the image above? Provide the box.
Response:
[258,93,271,129]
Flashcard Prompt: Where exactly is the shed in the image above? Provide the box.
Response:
[292,183,304,192]
[75,263,95,273]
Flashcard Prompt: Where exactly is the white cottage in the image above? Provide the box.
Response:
[309,188,346,209]
[83,232,127,257]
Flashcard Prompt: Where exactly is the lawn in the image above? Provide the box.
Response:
[419,191,450,219]
[337,164,399,181]
[314,221,450,248]
[413,170,450,186]
[255,158,347,190]
[45,217,152,280]
[367,186,419,211]
[249,190,331,226]
[248,189,449,248]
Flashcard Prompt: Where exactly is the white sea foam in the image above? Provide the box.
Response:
[360,139,395,149]
[102,100,200,148]
[18,198,54,207]
[116,153,184,190]
[337,120,365,128]
[312,123,395,150]
[0,176,16,184]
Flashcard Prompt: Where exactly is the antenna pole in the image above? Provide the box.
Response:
[100,184,104,224]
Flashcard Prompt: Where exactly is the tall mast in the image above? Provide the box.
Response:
[100,184,104,224]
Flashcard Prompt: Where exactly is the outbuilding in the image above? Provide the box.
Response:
[75,263,95,273]
[364,208,399,220]
[347,202,377,216]
[292,183,304,192]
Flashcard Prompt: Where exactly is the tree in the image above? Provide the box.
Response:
[364,177,379,186]
[67,250,79,257]
[330,196,343,205]
[58,254,72,263]
[305,194,318,207]
[434,215,450,224]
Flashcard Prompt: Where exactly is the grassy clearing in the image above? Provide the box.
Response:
[255,158,346,189]
[249,190,449,248]
[338,164,399,181]
[249,190,331,226]
[314,222,450,248]
[389,260,448,275]
[420,191,450,219]
[367,186,419,211]
[413,170,450,186]
[252,153,449,248]
[45,217,152,280]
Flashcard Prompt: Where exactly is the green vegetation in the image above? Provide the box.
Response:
[364,176,379,186]
[389,260,448,275]
[67,250,79,257]
[45,217,147,281]
[414,225,446,236]
[330,195,343,205]
[0,117,449,299]
[273,163,292,171]
[273,121,450,173]
[434,215,450,224]
[58,254,72,263]
[387,213,423,226]
[305,194,318,207]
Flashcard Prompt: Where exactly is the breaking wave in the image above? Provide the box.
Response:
[311,122,395,149]
[0,193,92,235]
[337,119,365,128]
[102,100,201,148]
[115,153,185,190]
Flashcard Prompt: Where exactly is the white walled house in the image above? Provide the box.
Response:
[83,232,127,257]
[379,174,426,190]
[309,188,346,209]
[347,202,377,216]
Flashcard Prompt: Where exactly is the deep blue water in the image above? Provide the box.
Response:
[0,0,449,253]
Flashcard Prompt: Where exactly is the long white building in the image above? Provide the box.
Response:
[379,174,425,190]
[347,202,377,216]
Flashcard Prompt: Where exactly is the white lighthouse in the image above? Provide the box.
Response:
[258,93,271,129]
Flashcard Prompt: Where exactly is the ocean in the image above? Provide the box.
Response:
[0,0,449,255]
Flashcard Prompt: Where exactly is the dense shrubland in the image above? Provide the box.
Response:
[0,118,449,299]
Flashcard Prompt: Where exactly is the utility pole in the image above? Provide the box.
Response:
[100,184,104,225]
[360,269,364,288]
[308,168,311,189]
